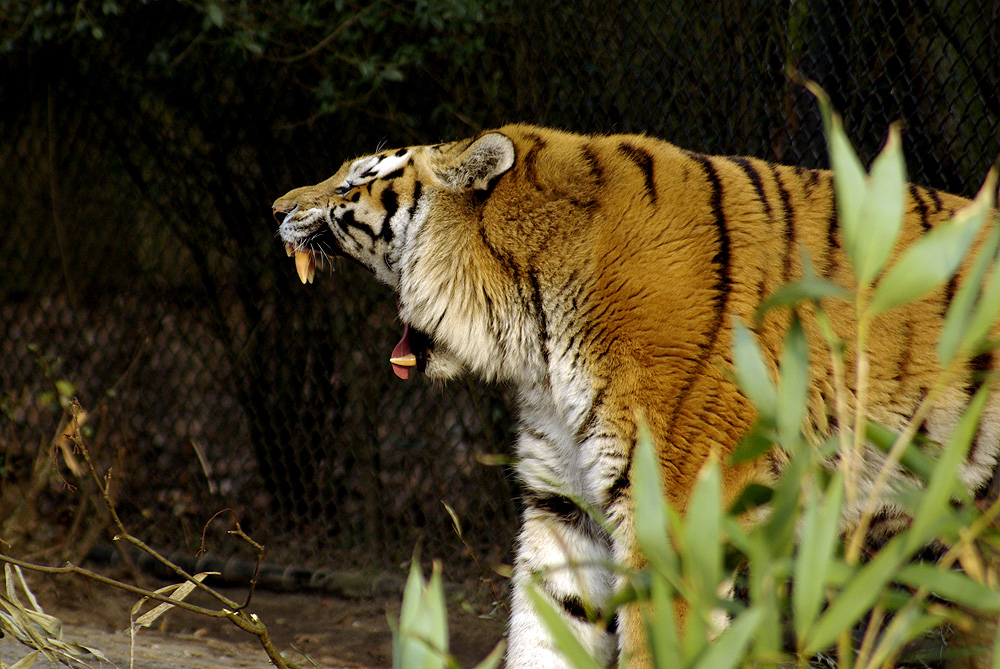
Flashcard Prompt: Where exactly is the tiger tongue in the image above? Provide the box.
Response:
[389,324,417,380]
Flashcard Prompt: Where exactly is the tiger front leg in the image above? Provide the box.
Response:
[505,501,619,669]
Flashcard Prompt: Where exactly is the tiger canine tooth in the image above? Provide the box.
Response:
[389,353,418,367]
[294,251,312,284]
[285,244,294,257]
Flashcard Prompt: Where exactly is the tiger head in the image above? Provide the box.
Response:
[272,132,517,382]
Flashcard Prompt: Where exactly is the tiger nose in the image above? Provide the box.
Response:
[272,208,288,224]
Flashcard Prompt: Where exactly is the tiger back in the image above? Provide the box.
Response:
[273,124,999,668]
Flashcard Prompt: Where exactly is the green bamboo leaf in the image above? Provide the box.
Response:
[525,584,603,669]
[755,252,851,322]
[398,560,424,633]
[424,563,448,657]
[762,447,806,556]
[855,125,907,284]
[938,174,1000,365]
[683,458,723,607]
[776,317,809,449]
[869,190,986,315]
[633,421,680,579]
[792,471,844,639]
[690,608,764,669]
[646,572,682,669]
[965,261,1000,354]
[393,560,448,669]
[727,482,773,516]
[731,320,777,421]
[825,114,867,279]
[804,535,910,655]
[895,563,1000,611]
[865,421,936,482]
[729,429,775,465]
[808,82,909,287]
[907,383,989,550]
[394,561,430,669]
[791,485,821,641]
[866,607,945,669]
[756,277,851,321]
[955,173,1000,352]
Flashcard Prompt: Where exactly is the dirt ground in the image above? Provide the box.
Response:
[0,571,507,668]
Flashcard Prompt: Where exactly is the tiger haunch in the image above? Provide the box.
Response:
[273,124,999,668]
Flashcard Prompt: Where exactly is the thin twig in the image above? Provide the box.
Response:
[65,400,242,612]
[199,509,266,611]
[10,398,303,669]
[0,553,226,619]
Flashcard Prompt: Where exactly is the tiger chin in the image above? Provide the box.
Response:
[273,124,1000,668]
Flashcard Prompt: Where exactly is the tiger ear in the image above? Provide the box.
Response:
[447,132,515,191]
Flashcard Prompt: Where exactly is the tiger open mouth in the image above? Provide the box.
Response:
[283,226,338,284]
[389,324,429,380]
[283,233,430,380]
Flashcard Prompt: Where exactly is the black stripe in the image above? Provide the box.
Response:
[726,156,772,219]
[549,594,613,631]
[944,275,959,315]
[525,493,585,525]
[558,595,593,624]
[926,186,943,213]
[966,351,993,395]
[804,167,821,195]
[407,180,422,223]
[522,134,546,190]
[685,153,731,309]
[335,209,378,241]
[966,351,993,462]
[770,165,795,283]
[665,152,730,436]
[527,270,550,369]
[581,144,605,186]
[380,187,399,242]
[617,143,657,204]
[915,416,931,441]
[605,463,631,509]
[825,175,840,277]
[575,387,606,444]
[729,156,773,302]
[909,184,932,232]
[393,148,407,157]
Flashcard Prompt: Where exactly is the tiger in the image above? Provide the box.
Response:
[272,123,1000,668]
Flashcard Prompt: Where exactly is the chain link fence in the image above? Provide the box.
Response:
[2,0,998,579]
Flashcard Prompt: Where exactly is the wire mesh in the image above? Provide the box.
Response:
[1,0,998,577]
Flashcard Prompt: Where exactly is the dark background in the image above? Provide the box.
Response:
[2,0,998,579]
